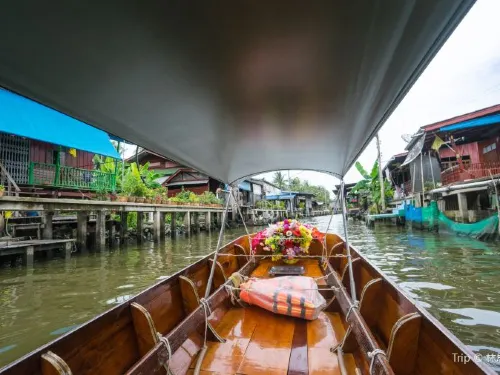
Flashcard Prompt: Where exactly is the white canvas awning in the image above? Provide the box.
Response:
[0,1,474,183]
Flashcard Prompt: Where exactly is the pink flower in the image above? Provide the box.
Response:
[286,248,295,259]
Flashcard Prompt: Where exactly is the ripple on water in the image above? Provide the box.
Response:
[441,308,500,328]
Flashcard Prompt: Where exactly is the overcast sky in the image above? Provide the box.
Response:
[125,0,500,193]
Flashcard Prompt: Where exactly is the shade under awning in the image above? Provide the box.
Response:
[0,88,120,159]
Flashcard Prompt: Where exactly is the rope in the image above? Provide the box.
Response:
[157,333,172,375]
[346,301,359,321]
[193,297,212,375]
[368,349,387,375]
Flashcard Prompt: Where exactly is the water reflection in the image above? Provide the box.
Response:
[0,217,499,372]
[0,227,254,367]
[311,215,500,373]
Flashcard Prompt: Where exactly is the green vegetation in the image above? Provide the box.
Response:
[351,161,393,213]
[256,200,285,210]
[272,172,331,202]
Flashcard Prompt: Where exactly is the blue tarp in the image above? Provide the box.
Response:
[440,113,500,132]
[0,88,120,159]
[265,194,296,200]
[238,180,252,192]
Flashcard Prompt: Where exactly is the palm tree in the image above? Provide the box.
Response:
[273,171,286,189]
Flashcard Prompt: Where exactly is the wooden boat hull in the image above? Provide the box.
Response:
[0,233,494,375]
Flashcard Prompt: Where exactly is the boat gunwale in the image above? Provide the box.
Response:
[0,234,251,373]
[341,236,497,375]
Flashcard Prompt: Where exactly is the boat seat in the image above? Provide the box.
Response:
[179,275,226,342]
[232,243,248,268]
[41,351,73,375]
[130,302,162,356]
[355,276,422,375]
[207,259,227,289]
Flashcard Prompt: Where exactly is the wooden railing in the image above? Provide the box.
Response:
[441,161,500,185]
[28,162,116,192]
[0,161,21,197]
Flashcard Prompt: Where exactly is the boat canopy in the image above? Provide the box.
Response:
[0,1,474,183]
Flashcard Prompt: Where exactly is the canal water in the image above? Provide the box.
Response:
[1,215,499,372]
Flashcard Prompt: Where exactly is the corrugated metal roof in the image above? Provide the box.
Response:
[0,88,120,159]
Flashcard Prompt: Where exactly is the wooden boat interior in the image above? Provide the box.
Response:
[0,234,494,375]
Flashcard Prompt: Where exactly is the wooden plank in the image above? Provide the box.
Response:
[324,263,394,375]
[125,260,257,375]
[0,247,236,375]
[288,320,308,375]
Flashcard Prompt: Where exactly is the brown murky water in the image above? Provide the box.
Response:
[0,216,499,372]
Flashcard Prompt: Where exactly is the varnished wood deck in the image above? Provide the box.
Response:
[250,259,328,286]
[168,258,358,374]
[180,307,357,375]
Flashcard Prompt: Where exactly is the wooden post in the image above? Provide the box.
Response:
[488,170,500,235]
[137,212,144,244]
[96,210,107,250]
[153,211,161,243]
[160,212,166,239]
[193,212,200,233]
[428,152,436,188]
[77,211,88,252]
[120,212,128,245]
[24,246,34,268]
[42,211,54,239]
[170,212,177,237]
[106,218,116,247]
[420,153,425,195]
[65,241,72,260]
[376,133,386,212]
[206,211,211,231]
[185,211,191,234]
[412,163,416,198]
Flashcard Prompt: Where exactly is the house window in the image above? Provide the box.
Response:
[441,155,471,170]
[483,143,497,154]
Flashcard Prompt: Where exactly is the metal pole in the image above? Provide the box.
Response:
[340,179,357,302]
[204,187,232,299]
[376,134,386,211]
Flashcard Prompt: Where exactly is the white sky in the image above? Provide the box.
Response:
[124,0,500,193]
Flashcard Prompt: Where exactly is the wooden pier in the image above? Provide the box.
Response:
[0,238,75,267]
[0,196,227,252]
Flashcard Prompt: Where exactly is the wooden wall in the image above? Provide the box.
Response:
[439,142,480,164]
[30,140,95,169]
[478,137,500,163]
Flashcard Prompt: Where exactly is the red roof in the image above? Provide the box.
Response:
[422,104,500,132]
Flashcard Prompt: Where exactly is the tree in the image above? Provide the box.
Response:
[351,161,393,213]
[273,171,287,189]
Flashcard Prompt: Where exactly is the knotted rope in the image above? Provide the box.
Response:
[193,297,212,375]
[368,349,387,375]
[157,332,172,375]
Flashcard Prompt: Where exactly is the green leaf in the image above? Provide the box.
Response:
[355,162,370,179]
[370,161,379,179]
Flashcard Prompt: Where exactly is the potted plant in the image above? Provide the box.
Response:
[0,184,4,198]
[109,192,117,202]
[144,189,153,204]
[117,193,128,202]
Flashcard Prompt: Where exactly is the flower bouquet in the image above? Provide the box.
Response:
[251,219,324,264]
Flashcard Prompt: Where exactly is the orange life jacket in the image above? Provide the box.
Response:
[239,276,326,320]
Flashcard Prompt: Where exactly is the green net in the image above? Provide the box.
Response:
[406,200,498,239]
[438,212,498,240]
